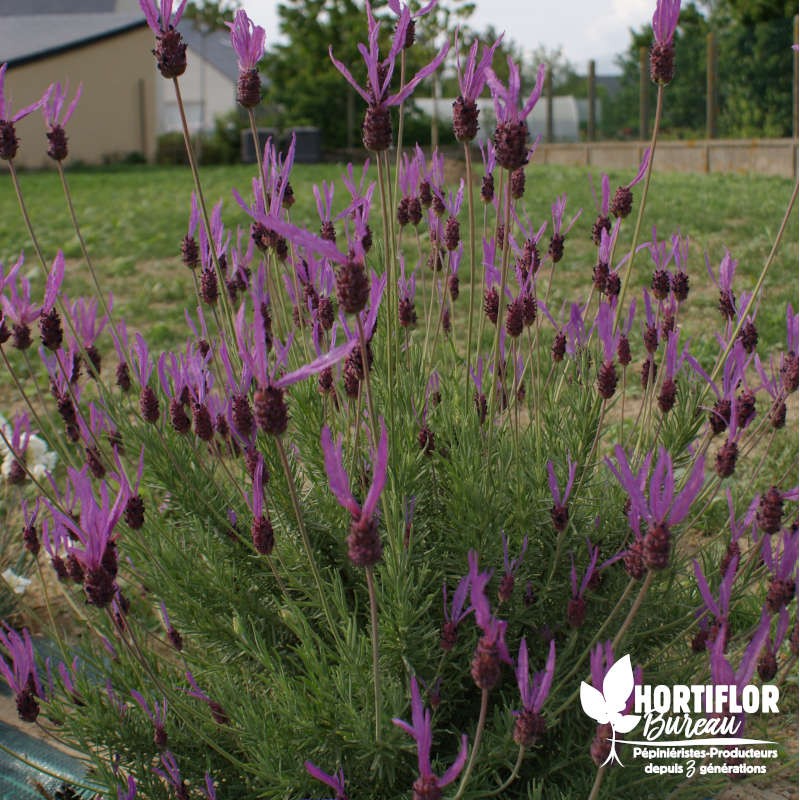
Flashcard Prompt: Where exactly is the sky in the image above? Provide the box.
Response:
[239,0,656,74]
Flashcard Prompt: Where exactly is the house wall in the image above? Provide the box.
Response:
[8,26,157,168]
[157,52,235,134]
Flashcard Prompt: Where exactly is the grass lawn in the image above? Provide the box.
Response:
[0,158,796,357]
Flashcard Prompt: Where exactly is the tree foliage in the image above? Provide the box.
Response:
[183,0,239,31]
[263,0,475,149]
[603,0,794,139]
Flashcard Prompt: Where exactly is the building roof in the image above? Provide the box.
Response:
[2,13,145,67]
[0,0,117,13]
[181,26,239,83]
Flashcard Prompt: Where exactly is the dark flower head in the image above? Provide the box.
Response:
[41,81,82,161]
[650,0,680,84]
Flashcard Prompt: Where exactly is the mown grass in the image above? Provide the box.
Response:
[0,159,796,356]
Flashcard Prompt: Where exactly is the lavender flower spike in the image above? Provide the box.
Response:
[304,761,348,800]
[392,675,469,797]
[513,638,556,746]
[139,0,188,34]
[0,62,45,160]
[441,573,472,650]
[547,457,577,533]
[452,31,503,142]
[610,148,651,219]
[140,0,189,78]
[486,60,546,170]
[651,0,681,84]
[0,626,43,722]
[41,81,82,161]
[321,417,388,567]
[226,9,266,107]
[606,445,705,571]
[329,3,448,151]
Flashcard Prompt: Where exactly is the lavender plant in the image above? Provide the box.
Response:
[0,0,797,798]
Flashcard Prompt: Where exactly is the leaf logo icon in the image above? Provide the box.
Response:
[580,654,640,766]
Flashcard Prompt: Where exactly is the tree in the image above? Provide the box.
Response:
[602,0,793,139]
[263,0,475,149]
[183,0,239,31]
[602,3,709,138]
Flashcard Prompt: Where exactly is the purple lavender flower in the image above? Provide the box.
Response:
[0,626,43,722]
[153,751,190,800]
[329,3,448,151]
[757,607,790,680]
[131,690,168,747]
[247,455,274,555]
[441,573,471,650]
[589,173,612,244]
[656,329,685,414]
[41,81,82,161]
[452,32,503,142]
[513,638,555,746]
[498,532,527,603]
[707,248,737,321]
[596,302,620,399]
[159,601,183,651]
[386,0,437,49]
[486,60,546,170]
[708,612,770,737]
[185,670,229,726]
[304,761,348,800]
[547,457,577,533]
[398,256,418,328]
[468,551,512,689]
[139,0,189,78]
[118,775,137,800]
[321,418,388,567]
[49,468,129,606]
[392,675,468,798]
[567,545,599,628]
[693,557,737,652]
[606,445,705,571]
[778,302,799,394]
[610,148,651,219]
[651,0,681,84]
[226,9,266,107]
[0,253,40,350]
[0,63,45,160]
[547,195,582,263]
[761,525,797,613]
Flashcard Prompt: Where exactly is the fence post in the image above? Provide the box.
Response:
[546,66,554,143]
[639,46,649,140]
[587,59,596,142]
[706,31,718,139]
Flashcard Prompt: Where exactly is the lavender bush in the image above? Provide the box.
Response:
[0,0,797,798]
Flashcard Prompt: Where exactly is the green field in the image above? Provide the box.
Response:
[0,160,796,355]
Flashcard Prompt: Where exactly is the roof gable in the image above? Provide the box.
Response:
[2,13,145,66]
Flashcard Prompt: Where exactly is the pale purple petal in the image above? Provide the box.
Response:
[362,417,388,519]
[437,734,468,787]
[534,639,557,712]
[328,47,371,104]
[321,427,360,517]
[667,453,705,525]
